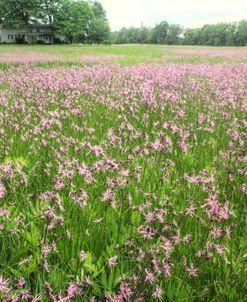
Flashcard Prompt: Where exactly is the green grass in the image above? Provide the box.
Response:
[0,44,246,66]
[0,45,246,301]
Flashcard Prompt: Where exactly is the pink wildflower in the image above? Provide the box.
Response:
[0,275,9,292]
[186,263,199,278]
[18,278,26,287]
[91,146,103,157]
[108,256,117,269]
[152,285,163,300]
[79,250,86,261]
[121,170,129,177]
[0,182,6,199]
[145,269,155,284]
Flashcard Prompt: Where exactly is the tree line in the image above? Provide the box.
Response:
[113,20,247,46]
[0,1,247,46]
[0,0,110,44]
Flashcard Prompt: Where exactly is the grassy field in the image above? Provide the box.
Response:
[0,44,247,65]
[0,45,246,301]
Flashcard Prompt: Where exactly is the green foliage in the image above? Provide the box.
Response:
[183,21,247,46]
[86,17,110,44]
[114,22,183,45]
[115,26,151,44]
[0,0,111,44]
[235,20,247,46]
[155,21,169,44]
[165,24,183,45]
[0,44,246,300]
[37,0,63,25]
[115,20,247,46]
[54,0,93,43]
[53,0,111,43]
[0,0,40,27]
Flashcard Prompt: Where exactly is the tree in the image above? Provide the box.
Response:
[225,23,236,46]
[115,27,129,44]
[90,1,107,20]
[212,23,229,46]
[114,19,247,46]
[165,24,183,45]
[138,26,149,44]
[109,31,118,44]
[154,21,169,44]
[86,17,110,44]
[0,0,39,27]
[86,0,110,43]
[148,27,158,44]
[184,28,200,45]
[0,0,111,44]
[37,0,62,25]
[235,20,247,46]
[54,0,93,43]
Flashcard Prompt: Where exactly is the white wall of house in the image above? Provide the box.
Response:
[0,28,23,43]
[0,26,68,44]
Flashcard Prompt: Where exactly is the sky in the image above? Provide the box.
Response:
[100,0,247,31]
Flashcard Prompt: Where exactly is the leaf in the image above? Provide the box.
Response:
[130,211,141,225]
[8,267,23,278]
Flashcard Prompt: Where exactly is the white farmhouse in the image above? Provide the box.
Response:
[0,24,68,44]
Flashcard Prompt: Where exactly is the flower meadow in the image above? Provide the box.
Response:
[0,53,62,64]
[0,50,246,301]
[174,48,247,59]
[0,53,124,65]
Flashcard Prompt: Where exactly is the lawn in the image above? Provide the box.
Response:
[0,45,246,301]
[0,44,247,65]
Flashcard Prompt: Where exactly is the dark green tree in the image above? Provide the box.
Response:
[165,24,183,45]
[138,26,149,44]
[115,27,129,44]
[90,1,106,19]
[155,21,169,44]
[184,28,200,45]
[54,0,93,43]
[37,0,62,25]
[0,0,39,27]
[86,17,110,44]
[225,23,236,46]
[235,20,247,46]
[86,0,110,43]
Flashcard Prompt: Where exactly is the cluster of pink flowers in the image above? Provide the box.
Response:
[174,48,247,59]
[0,53,62,64]
[0,60,246,301]
[79,54,125,63]
[0,53,126,66]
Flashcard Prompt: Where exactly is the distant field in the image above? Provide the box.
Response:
[0,45,246,301]
[0,44,247,66]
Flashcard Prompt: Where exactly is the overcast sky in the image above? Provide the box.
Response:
[100,0,247,31]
